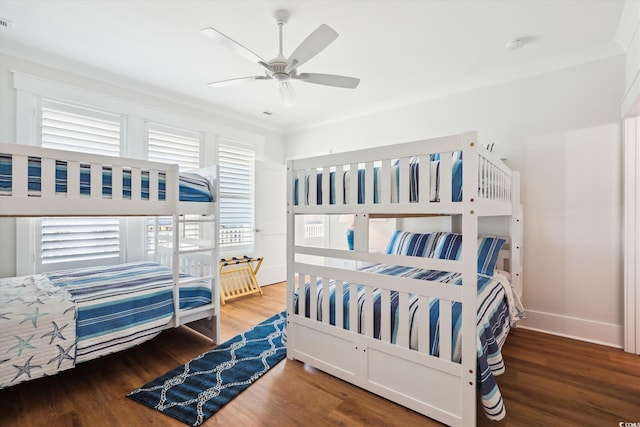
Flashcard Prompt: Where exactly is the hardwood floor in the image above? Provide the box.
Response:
[2,282,639,426]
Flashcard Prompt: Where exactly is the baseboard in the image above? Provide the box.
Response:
[518,309,624,349]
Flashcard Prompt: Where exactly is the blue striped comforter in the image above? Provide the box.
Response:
[46,261,212,363]
[294,264,513,421]
[0,261,211,387]
[0,155,213,202]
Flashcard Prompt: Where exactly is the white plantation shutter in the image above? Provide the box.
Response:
[41,218,120,263]
[147,124,203,250]
[41,99,122,156]
[148,124,201,170]
[39,99,123,270]
[218,139,255,250]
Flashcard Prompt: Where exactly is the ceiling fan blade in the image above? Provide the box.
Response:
[208,76,269,88]
[294,73,360,89]
[285,24,338,73]
[201,27,267,66]
[279,82,296,108]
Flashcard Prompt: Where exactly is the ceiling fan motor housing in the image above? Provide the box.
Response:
[269,60,291,81]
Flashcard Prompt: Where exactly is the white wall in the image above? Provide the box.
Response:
[0,52,286,278]
[285,56,626,347]
[620,0,639,117]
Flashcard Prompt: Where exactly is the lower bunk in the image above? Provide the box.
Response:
[285,234,525,426]
[0,261,217,389]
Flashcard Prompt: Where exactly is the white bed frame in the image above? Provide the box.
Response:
[286,132,522,426]
[0,142,220,343]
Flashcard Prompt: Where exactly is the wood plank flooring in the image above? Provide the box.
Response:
[2,282,638,426]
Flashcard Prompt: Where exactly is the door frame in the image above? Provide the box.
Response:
[624,114,640,354]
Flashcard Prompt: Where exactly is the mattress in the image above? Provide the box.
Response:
[0,155,214,202]
[292,264,520,420]
[294,157,463,205]
[0,261,212,388]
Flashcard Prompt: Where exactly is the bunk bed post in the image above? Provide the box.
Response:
[286,160,296,357]
[510,172,523,299]
[353,213,369,252]
[168,164,181,328]
[460,131,479,426]
[213,167,221,343]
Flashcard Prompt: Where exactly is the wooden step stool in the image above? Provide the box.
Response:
[219,256,264,305]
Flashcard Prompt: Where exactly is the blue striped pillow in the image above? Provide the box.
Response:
[385,231,442,257]
[433,233,506,276]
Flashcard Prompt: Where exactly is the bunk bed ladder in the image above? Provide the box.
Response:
[170,212,220,343]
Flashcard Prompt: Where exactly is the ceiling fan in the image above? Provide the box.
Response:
[201,9,360,108]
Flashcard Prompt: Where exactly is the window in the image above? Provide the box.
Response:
[38,99,123,271]
[218,139,255,251]
[147,123,201,170]
[147,123,203,252]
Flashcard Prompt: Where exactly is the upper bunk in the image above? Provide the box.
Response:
[0,142,217,217]
[287,131,519,218]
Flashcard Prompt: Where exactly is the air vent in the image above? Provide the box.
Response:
[0,18,13,29]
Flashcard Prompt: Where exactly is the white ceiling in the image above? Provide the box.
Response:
[0,0,629,133]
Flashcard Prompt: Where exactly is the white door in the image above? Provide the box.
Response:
[254,160,286,285]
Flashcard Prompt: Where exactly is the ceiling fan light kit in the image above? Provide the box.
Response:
[201,9,360,108]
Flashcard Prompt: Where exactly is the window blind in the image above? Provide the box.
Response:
[39,99,123,269]
[218,139,254,250]
[148,124,201,171]
[147,123,203,250]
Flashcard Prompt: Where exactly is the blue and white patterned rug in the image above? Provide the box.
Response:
[127,311,286,426]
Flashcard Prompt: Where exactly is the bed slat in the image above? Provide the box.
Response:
[309,275,317,321]
[12,155,28,197]
[336,165,344,205]
[397,291,409,348]
[112,165,123,200]
[365,161,374,205]
[380,288,391,343]
[41,158,56,198]
[399,157,409,204]
[349,163,358,205]
[335,280,344,329]
[349,282,358,333]
[364,286,374,338]
[439,299,452,361]
[322,277,330,324]
[418,295,430,354]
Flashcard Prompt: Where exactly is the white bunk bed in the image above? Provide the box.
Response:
[0,142,220,388]
[286,132,523,426]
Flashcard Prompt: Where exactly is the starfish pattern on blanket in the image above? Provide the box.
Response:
[48,343,75,369]
[41,321,68,344]
[18,307,49,328]
[7,335,36,356]
[11,355,41,382]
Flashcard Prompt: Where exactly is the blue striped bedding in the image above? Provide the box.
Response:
[45,261,211,363]
[294,158,463,205]
[0,155,213,202]
[293,264,514,421]
[0,261,212,389]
